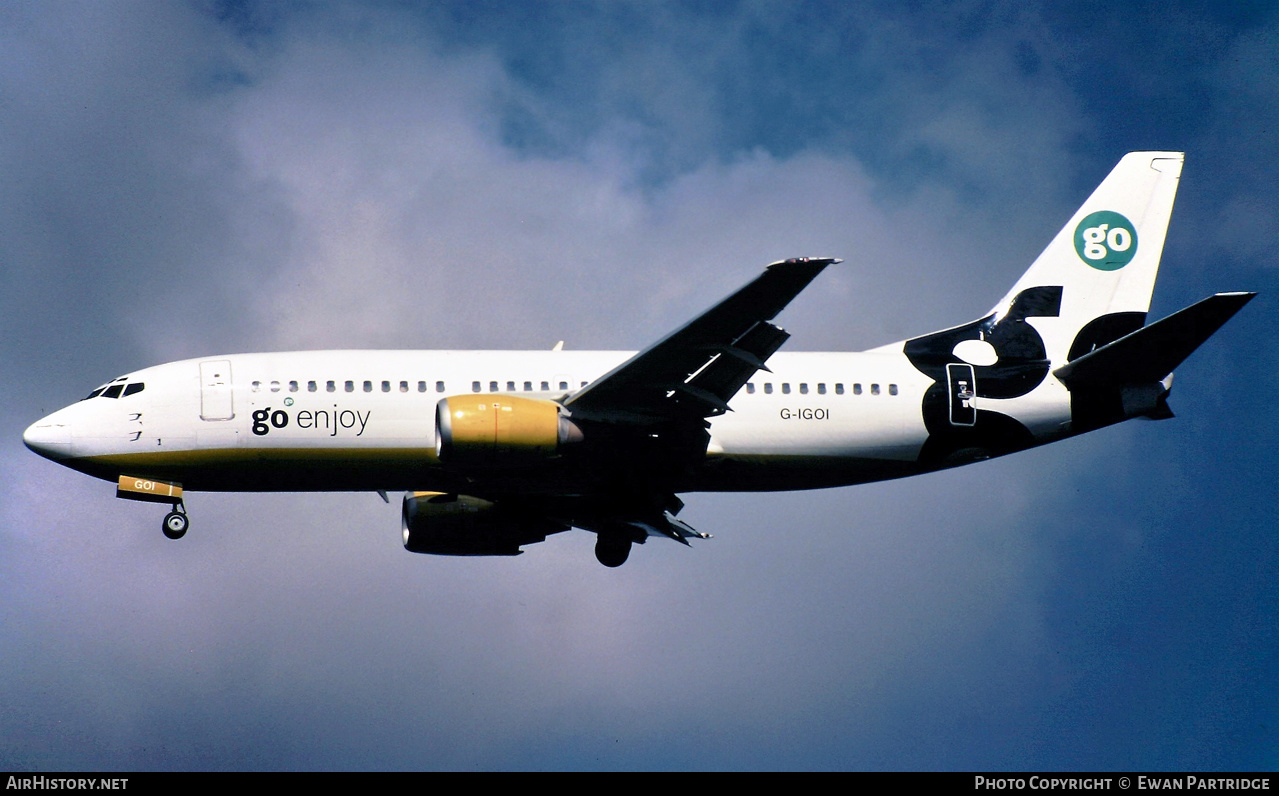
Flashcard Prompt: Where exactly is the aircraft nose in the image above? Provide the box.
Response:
[23,416,74,460]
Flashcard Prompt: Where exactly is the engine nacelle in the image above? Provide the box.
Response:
[401,491,562,556]
[435,394,582,466]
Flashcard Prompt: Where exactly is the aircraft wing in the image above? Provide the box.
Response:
[563,257,837,424]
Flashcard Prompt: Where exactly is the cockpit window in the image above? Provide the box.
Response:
[84,379,145,400]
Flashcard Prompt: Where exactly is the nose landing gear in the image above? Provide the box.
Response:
[115,476,189,541]
[162,503,189,540]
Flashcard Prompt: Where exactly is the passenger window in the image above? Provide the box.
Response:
[853,384,862,395]
[270,381,280,393]
[489,381,499,392]
[889,384,898,396]
[507,381,516,392]
[251,381,262,392]
[472,381,481,393]
[381,381,390,393]
[799,383,808,395]
[436,381,445,393]
[782,383,791,395]
[559,381,568,391]
[835,384,845,395]
[286,380,297,392]
[746,383,755,394]
[308,381,317,392]
[363,381,373,393]
[524,381,533,392]
[581,381,589,387]
[327,380,336,393]
[764,383,773,394]
[817,384,826,395]
[345,381,354,393]
[871,384,880,395]
[541,381,549,391]
[417,381,426,393]
[123,383,144,397]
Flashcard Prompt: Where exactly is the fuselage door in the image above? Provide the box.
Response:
[199,360,235,421]
[947,362,977,426]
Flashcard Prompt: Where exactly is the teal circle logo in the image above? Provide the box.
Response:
[1074,210,1137,270]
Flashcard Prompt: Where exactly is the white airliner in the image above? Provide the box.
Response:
[24,152,1253,566]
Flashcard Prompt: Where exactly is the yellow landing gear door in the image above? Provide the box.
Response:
[117,476,183,504]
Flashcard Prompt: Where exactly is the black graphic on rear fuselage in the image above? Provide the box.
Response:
[904,286,1062,466]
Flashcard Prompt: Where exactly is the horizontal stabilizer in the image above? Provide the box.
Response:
[1054,292,1255,389]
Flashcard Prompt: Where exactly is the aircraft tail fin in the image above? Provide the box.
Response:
[990,151,1185,366]
[898,152,1251,457]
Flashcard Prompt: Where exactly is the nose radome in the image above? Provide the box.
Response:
[23,417,73,460]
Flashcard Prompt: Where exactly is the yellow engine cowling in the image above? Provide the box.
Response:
[435,394,582,466]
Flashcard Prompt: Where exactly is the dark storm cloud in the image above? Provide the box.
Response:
[2,0,1275,770]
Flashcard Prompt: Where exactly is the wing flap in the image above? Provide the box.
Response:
[682,321,791,413]
[565,257,836,423]
[574,509,711,546]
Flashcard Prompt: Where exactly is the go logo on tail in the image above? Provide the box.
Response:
[1074,211,1137,271]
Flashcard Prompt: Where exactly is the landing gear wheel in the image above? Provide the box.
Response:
[595,534,631,568]
[163,510,188,540]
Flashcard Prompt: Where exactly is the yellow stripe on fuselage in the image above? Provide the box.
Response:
[76,446,441,469]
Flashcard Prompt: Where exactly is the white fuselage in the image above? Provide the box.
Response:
[25,345,1075,495]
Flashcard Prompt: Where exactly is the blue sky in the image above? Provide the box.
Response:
[1,0,1275,770]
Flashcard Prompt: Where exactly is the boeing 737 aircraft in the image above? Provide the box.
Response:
[24,152,1254,566]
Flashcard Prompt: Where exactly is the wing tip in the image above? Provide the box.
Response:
[767,256,842,270]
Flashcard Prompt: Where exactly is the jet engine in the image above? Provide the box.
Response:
[401,491,566,556]
[435,394,582,466]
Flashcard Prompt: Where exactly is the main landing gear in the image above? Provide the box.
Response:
[162,503,188,540]
[594,532,632,568]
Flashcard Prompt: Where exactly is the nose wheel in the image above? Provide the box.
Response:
[162,504,189,540]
